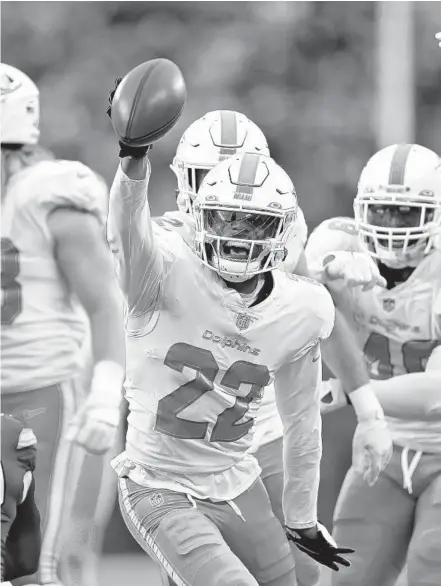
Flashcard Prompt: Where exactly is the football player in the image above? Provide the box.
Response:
[305,143,441,586]
[107,84,358,582]
[153,109,392,586]
[1,414,40,583]
[1,64,126,585]
[158,109,392,481]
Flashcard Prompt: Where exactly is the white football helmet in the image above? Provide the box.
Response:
[354,144,441,268]
[171,110,270,214]
[1,64,40,145]
[193,152,298,282]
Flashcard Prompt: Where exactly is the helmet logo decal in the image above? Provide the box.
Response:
[233,186,253,201]
[1,73,21,96]
[219,146,237,161]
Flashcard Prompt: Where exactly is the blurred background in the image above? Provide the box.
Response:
[3,2,441,223]
[2,1,441,582]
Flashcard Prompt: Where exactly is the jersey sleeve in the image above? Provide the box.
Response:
[274,347,322,528]
[284,276,335,362]
[107,162,182,325]
[282,206,308,273]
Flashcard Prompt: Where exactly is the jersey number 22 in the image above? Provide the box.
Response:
[155,343,270,443]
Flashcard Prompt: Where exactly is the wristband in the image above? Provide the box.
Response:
[349,383,385,421]
[90,360,125,406]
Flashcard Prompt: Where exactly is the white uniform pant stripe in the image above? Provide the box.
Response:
[38,378,85,584]
[119,477,188,586]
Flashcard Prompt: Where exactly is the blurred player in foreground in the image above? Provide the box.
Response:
[153,109,394,586]
[1,64,126,585]
[107,79,358,581]
[1,414,40,583]
[305,144,441,586]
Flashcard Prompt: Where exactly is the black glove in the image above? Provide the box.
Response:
[286,522,354,572]
[106,77,152,159]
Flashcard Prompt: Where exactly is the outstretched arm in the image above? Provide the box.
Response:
[296,248,393,484]
[107,156,165,319]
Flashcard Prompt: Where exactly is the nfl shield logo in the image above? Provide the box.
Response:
[383,298,395,312]
[149,493,164,507]
[236,313,251,331]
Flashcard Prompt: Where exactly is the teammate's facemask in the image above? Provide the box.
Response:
[354,144,441,269]
[193,153,297,283]
[355,197,439,268]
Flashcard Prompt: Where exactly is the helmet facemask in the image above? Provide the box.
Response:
[171,157,212,214]
[193,202,296,282]
[354,191,441,269]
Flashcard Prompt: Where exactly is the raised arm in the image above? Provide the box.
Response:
[107,156,165,319]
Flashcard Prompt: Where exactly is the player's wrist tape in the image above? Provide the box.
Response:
[349,383,385,421]
[90,360,125,406]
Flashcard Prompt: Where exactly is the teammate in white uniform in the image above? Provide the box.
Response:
[107,78,362,585]
[1,64,126,585]
[305,144,441,586]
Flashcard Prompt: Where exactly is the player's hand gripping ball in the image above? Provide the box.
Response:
[107,59,187,158]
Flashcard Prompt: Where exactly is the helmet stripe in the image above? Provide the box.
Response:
[389,143,413,184]
[233,152,261,201]
[237,152,261,186]
[220,111,238,147]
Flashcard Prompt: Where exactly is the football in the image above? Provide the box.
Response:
[110,58,187,147]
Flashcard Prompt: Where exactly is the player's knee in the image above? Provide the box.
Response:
[292,548,321,586]
[407,528,441,585]
[248,519,295,586]
[158,510,258,586]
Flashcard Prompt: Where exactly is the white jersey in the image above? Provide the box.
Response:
[108,164,334,527]
[306,216,441,453]
[152,206,309,451]
[1,159,108,392]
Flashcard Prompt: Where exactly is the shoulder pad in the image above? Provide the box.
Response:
[31,160,108,223]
